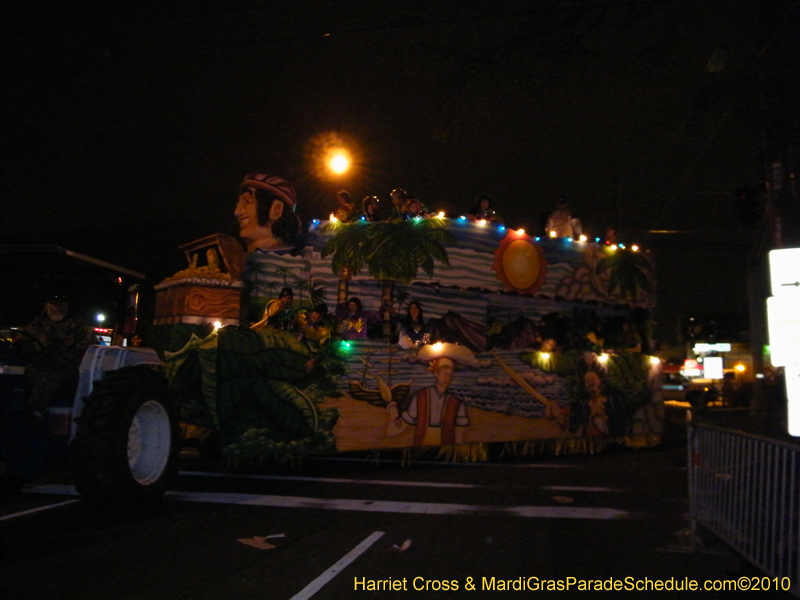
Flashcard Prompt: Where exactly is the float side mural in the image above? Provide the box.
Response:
[150,175,661,458]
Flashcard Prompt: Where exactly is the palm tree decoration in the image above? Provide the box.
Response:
[322,218,455,340]
[320,220,371,307]
[273,265,297,289]
[309,281,326,308]
[293,277,309,308]
[366,219,454,338]
[263,280,279,301]
[595,247,652,304]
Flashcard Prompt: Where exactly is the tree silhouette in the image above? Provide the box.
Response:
[595,248,652,304]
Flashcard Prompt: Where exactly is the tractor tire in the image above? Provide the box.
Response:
[74,365,179,503]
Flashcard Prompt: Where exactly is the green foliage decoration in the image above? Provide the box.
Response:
[595,248,652,303]
[321,218,455,283]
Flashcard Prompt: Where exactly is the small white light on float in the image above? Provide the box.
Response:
[437,211,445,218]
[650,356,661,365]
[631,245,639,252]
[478,219,487,226]
[213,321,222,331]
[329,213,338,222]
[432,342,444,353]
[549,230,557,238]
[735,364,746,373]
[517,228,525,235]
[579,235,587,242]
[541,352,550,360]
[598,353,609,363]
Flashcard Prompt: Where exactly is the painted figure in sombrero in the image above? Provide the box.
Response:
[386,356,469,446]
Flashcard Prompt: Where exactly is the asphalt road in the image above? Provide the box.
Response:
[1,415,794,600]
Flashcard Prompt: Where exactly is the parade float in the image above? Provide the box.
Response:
[2,173,662,502]
[145,174,663,466]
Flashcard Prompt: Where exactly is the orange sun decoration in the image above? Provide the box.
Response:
[492,230,547,295]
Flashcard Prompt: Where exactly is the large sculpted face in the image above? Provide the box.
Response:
[235,186,285,251]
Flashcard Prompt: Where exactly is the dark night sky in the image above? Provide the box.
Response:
[3,1,798,343]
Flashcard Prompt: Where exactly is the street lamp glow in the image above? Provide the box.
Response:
[329,152,349,174]
[96,313,105,323]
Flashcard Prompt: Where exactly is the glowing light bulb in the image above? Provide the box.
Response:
[329,153,349,174]
[329,213,338,222]
[631,245,639,252]
[579,235,587,242]
[649,356,661,365]
[549,231,556,238]
[517,228,525,235]
[598,353,609,363]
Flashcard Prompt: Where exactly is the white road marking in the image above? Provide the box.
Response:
[25,485,629,519]
[168,491,629,519]
[311,456,579,468]
[0,499,79,522]
[289,531,385,600]
[178,470,621,493]
[180,470,480,488]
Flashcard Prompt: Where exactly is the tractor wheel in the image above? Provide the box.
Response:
[74,365,179,503]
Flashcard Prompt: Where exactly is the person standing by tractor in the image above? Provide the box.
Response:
[16,295,95,413]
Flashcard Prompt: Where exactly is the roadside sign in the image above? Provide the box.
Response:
[767,249,800,437]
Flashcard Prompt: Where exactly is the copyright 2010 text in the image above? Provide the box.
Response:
[354,575,794,593]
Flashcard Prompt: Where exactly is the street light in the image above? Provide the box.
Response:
[328,151,349,175]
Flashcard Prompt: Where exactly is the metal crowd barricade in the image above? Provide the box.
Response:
[688,412,799,598]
